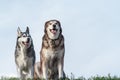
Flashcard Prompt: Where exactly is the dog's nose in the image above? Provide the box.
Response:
[27,38,30,43]
[53,24,56,28]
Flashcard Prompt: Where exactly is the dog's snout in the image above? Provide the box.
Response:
[27,38,30,43]
[53,24,56,28]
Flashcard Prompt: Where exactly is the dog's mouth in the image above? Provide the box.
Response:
[50,29,58,34]
[22,41,29,46]
[22,38,30,46]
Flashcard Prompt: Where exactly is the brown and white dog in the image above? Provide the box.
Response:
[34,20,65,80]
[34,62,41,79]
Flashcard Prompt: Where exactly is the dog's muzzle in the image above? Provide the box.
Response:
[50,29,58,34]
[50,25,58,34]
[22,38,30,46]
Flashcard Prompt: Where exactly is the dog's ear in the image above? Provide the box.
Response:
[26,27,29,34]
[57,20,62,34]
[17,27,22,37]
[44,21,48,33]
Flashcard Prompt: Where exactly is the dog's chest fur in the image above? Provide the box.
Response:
[17,49,27,67]
[41,35,64,68]
[43,47,64,62]
[15,46,34,69]
[40,35,64,79]
[42,35,64,59]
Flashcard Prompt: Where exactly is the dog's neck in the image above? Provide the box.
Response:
[46,33,61,40]
[44,34,63,49]
[17,45,34,60]
[17,43,33,55]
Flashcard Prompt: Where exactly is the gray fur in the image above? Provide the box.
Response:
[15,27,35,80]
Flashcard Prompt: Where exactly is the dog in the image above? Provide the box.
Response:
[34,62,41,79]
[15,27,36,80]
[36,20,65,80]
[34,62,66,80]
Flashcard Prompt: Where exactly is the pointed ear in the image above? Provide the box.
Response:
[57,20,62,34]
[17,27,22,37]
[26,27,29,34]
[44,21,49,33]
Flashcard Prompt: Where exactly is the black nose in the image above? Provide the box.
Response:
[27,38,30,43]
[53,24,56,28]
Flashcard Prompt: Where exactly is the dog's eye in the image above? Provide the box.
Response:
[55,23,58,25]
[22,34,26,37]
[49,23,52,25]
[23,35,26,37]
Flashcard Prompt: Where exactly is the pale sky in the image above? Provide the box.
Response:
[0,0,120,78]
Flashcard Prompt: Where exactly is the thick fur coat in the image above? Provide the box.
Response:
[15,27,35,80]
[34,20,65,80]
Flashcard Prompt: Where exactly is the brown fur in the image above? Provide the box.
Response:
[34,20,65,80]
[34,62,40,80]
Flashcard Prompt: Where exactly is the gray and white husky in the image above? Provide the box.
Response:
[15,27,36,80]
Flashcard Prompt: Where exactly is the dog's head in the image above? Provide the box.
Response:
[44,20,62,40]
[17,27,32,48]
